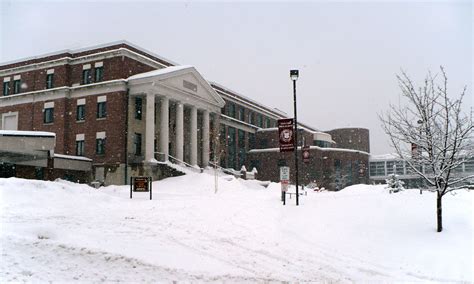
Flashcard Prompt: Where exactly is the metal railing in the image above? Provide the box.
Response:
[208,161,242,177]
[154,152,203,173]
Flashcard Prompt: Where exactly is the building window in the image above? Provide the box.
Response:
[265,118,271,128]
[238,129,246,169]
[134,133,142,155]
[227,127,236,169]
[228,103,236,118]
[248,111,254,125]
[314,140,331,148]
[46,74,54,89]
[76,104,85,121]
[257,114,263,128]
[369,162,386,176]
[76,140,85,156]
[2,81,9,96]
[97,102,106,118]
[82,69,92,84]
[219,125,226,168]
[13,80,21,94]
[96,138,106,155]
[387,161,404,175]
[135,97,142,120]
[95,66,104,82]
[464,158,474,172]
[44,108,54,123]
[238,107,245,122]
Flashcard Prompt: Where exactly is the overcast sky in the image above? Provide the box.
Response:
[1,0,472,154]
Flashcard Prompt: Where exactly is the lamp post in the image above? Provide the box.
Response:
[290,69,300,206]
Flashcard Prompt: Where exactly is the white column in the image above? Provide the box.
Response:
[202,110,210,167]
[160,96,169,161]
[175,102,184,162]
[190,106,198,166]
[145,93,156,162]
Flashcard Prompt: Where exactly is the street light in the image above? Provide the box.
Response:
[290,69,300,206]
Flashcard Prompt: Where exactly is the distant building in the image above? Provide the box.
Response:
[1,41,370,189]
[369,154,474,188]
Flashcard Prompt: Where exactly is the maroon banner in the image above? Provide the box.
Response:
[302,145,310,163]
[278,118,294,152]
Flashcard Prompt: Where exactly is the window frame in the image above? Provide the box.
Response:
[96,138,106,155]
[135,97,142,120]
[95,66,104,82]
[46,73,54,89]
[2,81,10,96]
[134,133,142,156]
[97,102,107,118]
[13,80,21,94]
[76,104,86,121]
[238,107,245,122]
[75,140,85,156]
[43,108,54,124]
[82,69,92,84]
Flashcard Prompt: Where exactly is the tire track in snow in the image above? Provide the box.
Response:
[0,235,285,282]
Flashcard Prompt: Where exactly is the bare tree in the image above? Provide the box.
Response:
[380,67,473,232]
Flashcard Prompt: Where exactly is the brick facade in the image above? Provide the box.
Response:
[326,128,370,153]
[247,129,370,190]
[1,41,371,188]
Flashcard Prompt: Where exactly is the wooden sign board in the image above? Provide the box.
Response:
[130,176,153,200]
[133,177,149,192]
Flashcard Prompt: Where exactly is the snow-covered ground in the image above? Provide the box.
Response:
[1,172,472,282]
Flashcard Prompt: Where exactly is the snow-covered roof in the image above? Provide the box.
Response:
[0,130,56,137]
[210,81,288,117]
[54,154,92,162]
[0,40,178,68]
[369,153,401,161]
[256,127,278,132]
[127,65,193,81]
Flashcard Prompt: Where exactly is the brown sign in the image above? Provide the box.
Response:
[133,177,149,192]
[302,145,310,163]
[278,118,294,152]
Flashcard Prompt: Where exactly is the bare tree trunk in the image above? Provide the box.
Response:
[437,191,443,232]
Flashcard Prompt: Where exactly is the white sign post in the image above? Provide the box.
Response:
[280,166,290,205]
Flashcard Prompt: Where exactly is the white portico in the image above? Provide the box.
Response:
[127,66,225,167]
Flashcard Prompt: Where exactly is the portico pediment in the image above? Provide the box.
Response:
[128,66,225,110]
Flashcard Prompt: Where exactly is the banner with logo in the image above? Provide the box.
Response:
[278,118,294,152]
[302,145,310,163]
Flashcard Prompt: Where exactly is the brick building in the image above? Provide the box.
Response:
[247,127,370,190]
[1,41,370,189]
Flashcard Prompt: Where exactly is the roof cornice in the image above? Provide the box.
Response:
[0,48,172,76]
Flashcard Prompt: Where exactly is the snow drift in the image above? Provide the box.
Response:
[1,172,472,282]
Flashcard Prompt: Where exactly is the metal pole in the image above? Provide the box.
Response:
[293,79,299,206]
[130,177,133,199]
[149,177,152,200]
